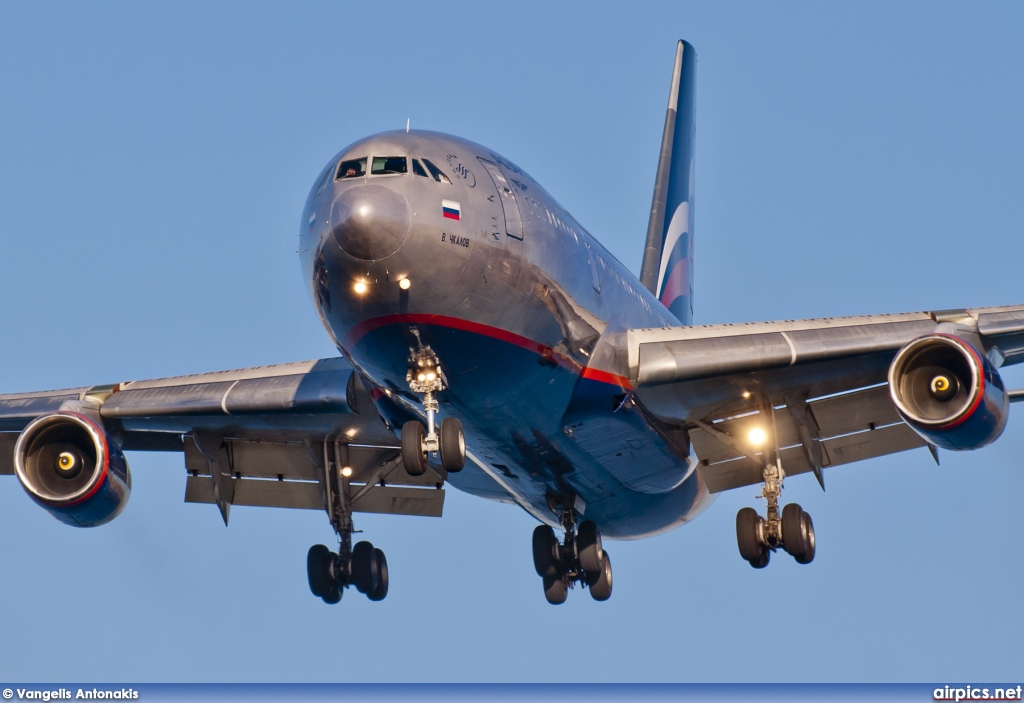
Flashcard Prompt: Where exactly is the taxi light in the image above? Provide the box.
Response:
[748,427,767,447]
[353,281,368,295]
[399,278,411,290]
[341,466,353,478]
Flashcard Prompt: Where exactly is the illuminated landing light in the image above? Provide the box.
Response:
[341,466,353,478]
[748,427,767,447]
[741,391,751,399]
[353,281,368,295]
[358,205,370,217]
[399,277,411,290]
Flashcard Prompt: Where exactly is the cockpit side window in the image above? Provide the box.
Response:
[370,156,408,175]
[412,159,429,178]
[313,163,334,196]
[337,158,367,179]
[422,158,452,184]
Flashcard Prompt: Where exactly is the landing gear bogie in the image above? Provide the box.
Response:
[735,501,816,568]
[306,539,390,604]
[531,496,613,604]
[308,436,392,605]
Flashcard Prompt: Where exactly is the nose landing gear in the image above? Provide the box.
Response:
[531,495,613,604]
[401,345,466,476]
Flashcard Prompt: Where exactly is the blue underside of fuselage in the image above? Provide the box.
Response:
[345,319,712,538]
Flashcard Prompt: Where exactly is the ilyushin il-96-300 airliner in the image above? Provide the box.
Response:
[3,41,1023,605]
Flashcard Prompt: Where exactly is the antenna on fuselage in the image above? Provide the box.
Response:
[406,118,410,133]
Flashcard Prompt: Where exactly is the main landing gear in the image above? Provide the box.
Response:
[736,454,816,568]
[307,540,389,603]
[306,441,390,604]
[531,495,612,605]
[401,345,466,477]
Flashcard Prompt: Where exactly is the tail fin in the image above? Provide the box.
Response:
[639,40,696,325]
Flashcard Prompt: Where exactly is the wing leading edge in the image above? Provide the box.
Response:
[627,305,1024,492]
[0,357,463,521]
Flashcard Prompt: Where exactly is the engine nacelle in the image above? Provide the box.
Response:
[14,412,131,527]
[888,333,1008,451]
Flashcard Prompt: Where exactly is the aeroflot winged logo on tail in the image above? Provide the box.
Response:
[639,39,696,326]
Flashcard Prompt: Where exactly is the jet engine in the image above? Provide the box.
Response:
[14,412,131,527]
[888,334,1008,451]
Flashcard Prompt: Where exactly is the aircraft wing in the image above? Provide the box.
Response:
[627,305,1024,493]
[0,357,450,522]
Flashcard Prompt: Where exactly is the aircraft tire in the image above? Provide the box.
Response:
[543,573,568,605]
[352,540,380,594]
[577,520,604,575]
[402,421,427,476]
[367,548,389,601]
[307,544,333,598]
[439,417,465,472]
[532,525,559,577]
[588,553,613,602]
[321,580,342,604]
[782,503,808,558]
[748,549,770,569]
[736,507,763,562]
[795,513,816,564]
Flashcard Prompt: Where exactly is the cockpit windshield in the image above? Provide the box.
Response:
[422,158,452,184]
[337,158,367,179]
[371,156,407,175]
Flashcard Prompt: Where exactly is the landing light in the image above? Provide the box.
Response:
[748,427,767,447]
[353,281,368,295]
[399,278,411,290]
[341,466,353,478]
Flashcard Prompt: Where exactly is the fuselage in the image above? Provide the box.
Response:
[299,130,713,538]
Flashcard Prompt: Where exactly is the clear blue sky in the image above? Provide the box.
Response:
[1,1,1022,683]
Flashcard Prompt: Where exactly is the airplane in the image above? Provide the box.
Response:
[2,39,1023,606]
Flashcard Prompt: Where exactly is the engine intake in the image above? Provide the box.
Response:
[888,334,1008,451]
[14,412,131,527]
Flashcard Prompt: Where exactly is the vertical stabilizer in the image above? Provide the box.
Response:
[639,40,696,325]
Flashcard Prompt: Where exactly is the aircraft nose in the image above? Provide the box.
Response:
[329,184,411,261]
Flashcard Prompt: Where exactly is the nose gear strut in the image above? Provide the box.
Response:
[401,344,466,476]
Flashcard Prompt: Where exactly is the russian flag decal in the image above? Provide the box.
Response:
[442,200,461,221]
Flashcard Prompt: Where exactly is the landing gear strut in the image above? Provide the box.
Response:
[306,440,390,604]
[531,495,612,604]
[401,344,465,476]
[735,433,816,567]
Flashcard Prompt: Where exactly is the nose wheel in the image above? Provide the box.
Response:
[531,496,613,604]
[401,345,465,476]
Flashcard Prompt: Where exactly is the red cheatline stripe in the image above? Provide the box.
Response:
[343,313,633,390]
